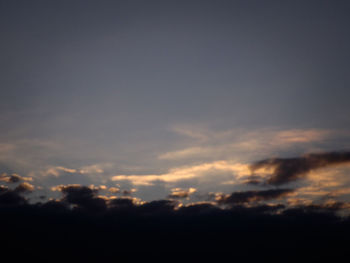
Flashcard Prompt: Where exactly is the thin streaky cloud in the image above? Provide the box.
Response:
[112,161,251,186]
[158,128,333,161]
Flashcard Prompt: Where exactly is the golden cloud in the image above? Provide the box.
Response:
[168,187,197,199]
[112,161,252,186]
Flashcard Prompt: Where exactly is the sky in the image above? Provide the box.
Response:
[3,1,350,262]
[1,0,350,212]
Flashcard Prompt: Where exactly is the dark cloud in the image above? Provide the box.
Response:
[0,185,8,193]
[0,186,27,206]
[138,200,177,215]
[107,199,178,217]
[108,197,135,209]
[250,151,350,185]
[0,185,349,263]
[59,184,97,201]
[57,184,107,212]
[288,201,350,214]
[217,189,294,205]
[0,182,33,206]
[40,200,69,213]
[177,202,220,215]
[121,189,137,196]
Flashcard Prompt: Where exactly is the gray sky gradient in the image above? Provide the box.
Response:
[1,0,350,202]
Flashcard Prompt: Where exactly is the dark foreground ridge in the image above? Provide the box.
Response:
[1,198,350,263]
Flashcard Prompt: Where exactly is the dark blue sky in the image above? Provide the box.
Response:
[1,0,350,203]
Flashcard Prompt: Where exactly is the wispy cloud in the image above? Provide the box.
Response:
[112,161,251,186]
[42,166,78,177]
[158,147,211,160]
[159,126,333,161]
[39,163,112,178]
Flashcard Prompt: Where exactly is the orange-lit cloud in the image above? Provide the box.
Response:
[43,166,78,177]
[0,173,33,183]
[250,151,350,185]
[40,163,111,178]
[112,161,251,186]
[108,187,120,193]
[79,164,105,174]
[287,164,350,201]
[14,182,35,193]
[168,187,197,199]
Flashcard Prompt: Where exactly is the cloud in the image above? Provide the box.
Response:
[0,195,349,263]
[309,200,350,211]
[0,180,349,263]
[176,202,220,215]
[0,173,33,183]
[0,186,27,206]
[41,163,111,178]
[51,184,140,211]
[108,187,120,193]
[54,184,98,198]
[169,124,210,141]
[108,196,142,209]
[43,166,78,177]
[278,164,350,204]
[138,200,178,214]
[232,129,331,152]
[14,182,35,193]
[274,129,331,143]
[158,147,210,160]
[79,164,105,174]
[250,151,350,185]
[53,184,107,211]
[217,189,294,205]
[159,127,332,161]
[0,185,8,193]
[88,184,107,191]
[112,161,251,186]
[168,187,197,199]
[327,187,350,197]
[121,188,137,196]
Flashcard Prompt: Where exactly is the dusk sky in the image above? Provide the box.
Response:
[1,0,350,212]
[3,1,350,262]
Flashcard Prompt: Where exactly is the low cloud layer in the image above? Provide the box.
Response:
[217,189,294,205]
[56,184,107,211]
[1,151,350,213]
[1,174,350,263]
